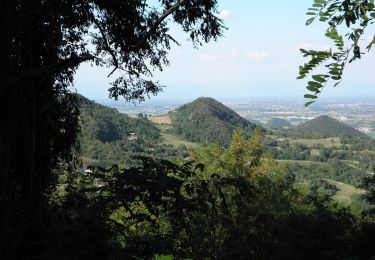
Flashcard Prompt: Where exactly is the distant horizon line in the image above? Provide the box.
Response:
[90,95,375,102]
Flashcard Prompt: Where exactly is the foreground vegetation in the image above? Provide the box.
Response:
[45,130,375,259]
[5,92,375,258]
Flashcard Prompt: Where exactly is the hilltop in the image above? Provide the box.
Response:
[296,115,369,139]
[265,118,292,129]
[169,97,259,145]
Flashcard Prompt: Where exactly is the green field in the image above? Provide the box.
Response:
[157,125,198,148]
[288,137,342,148]
[369,133,375,139]
[277,159,328,167]
[324,179,365,205]
[155,256,173,260]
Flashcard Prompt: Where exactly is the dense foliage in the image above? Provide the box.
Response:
[0,1,224,258]
[2,0,375,258]
[43,131,375,259]
[170,97,258,145]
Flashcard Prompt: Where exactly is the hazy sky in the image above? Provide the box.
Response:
[74,1,374,102]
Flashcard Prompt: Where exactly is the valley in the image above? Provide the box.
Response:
[80,96,375,208]
[6,1,375,258]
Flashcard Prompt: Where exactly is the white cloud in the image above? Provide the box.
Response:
[293,43,331,51]
[244,51,270,63]
[200,53,227,61]
[217,10,233,20]
[199,51,240,61]
[199,51,271,63]
[297,43,313,50]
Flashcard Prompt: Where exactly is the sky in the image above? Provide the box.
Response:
[74,1,374,102]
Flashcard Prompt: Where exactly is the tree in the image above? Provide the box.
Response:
[0,1,224,258]
[189,129,283,179]
[298,0,375,106]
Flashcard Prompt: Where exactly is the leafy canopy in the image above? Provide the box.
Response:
[189,129,285,179]
[0,1,225,257]
[298,0,375,106]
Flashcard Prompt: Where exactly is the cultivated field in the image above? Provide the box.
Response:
[324,179,365,205]
[288,137,342,148]
[148,114,172,125]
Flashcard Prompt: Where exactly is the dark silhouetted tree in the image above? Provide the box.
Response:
[0,1,224,258]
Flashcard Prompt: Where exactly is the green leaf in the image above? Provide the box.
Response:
[308,81,323,89]
[312,75,327,83]
[304,94,317,99]
[306,17,315,25]
[366,36,375,51]
[307,85,317,92]
[305,101,316,107]
[334,81,341,87]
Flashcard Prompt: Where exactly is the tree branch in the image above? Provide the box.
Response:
[2,54,96,87]
[133,0,187,49]
[88,12,120,77]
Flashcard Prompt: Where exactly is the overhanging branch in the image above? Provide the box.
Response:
[88,12,120,78]
[2,54,96,87]
[133,0,187,49]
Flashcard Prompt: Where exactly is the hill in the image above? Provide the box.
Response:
[78,95,185,166]
[169,97,259,145]
[296,115,369,139]
[265,118,292,129]
[79,95,161,144]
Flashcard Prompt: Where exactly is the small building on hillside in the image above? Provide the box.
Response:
[128,132,138,141]
[80,167,94,174]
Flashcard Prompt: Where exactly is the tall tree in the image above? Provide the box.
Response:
[0,1,224,257]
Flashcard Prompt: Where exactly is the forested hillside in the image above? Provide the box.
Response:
[169,97,259,145]
[79,95,160,143]
[78,95,186,166]
[78,96,375,200]
[297,115,370,139]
